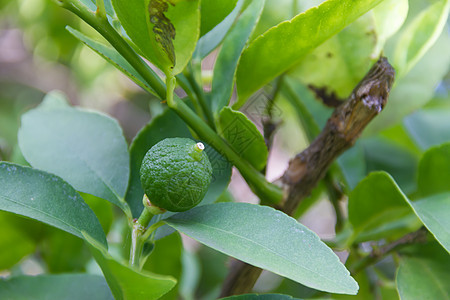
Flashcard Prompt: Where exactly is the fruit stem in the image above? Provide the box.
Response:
[130,208,153,268]
[130,195,166,268]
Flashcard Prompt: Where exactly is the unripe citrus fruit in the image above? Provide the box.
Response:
[140,137,213,212]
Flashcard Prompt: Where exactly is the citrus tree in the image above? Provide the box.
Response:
[0,0,449,299]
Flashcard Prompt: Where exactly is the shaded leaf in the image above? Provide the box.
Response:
[0,162,107,247]
[83,233,176,300]
[18,92,130,212]
[143,232,183,299]
[417,143,450,197]
[179,249,201,300]
[165,202,358,295]
[396,243,450,300]
[0,212,35,270]
[217,107,268,171]
[348,172,419,243]
[0,274,114,300]
[404,108,450,150]
[235,0,384,104]
[210,0,265,113]
[220,294,301,300]
[67,26,157,95]
[362,137,418,194]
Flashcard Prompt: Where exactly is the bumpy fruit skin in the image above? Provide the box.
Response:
[140,138,213,212]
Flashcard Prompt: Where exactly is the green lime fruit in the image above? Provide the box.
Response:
[140,137,213,212]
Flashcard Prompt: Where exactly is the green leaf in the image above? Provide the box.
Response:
[112,0,200,75]
[408,193,450,253]
[234,0,384,105]
[195,0,243,58]
[83,233,176,300]
[165,202,359,295]
[0,274,114,300]
[348,172,419,243]
[417,143,450,197]
[336,142,366,191]
[217,107,268,171]
[200,0,238,36]
[179,249,201,300]
[66,26,157,96]
[393,0,450,76]
[0,212,35,270]
[18,92,130,212]
[220,294,301,300]
[143,232,183,299]
[396,243,450,300]
[41,229,89,273]
[0,162,107,247]
[366,30,450,133]
[362,137,418,194]
[371,0,408,56]
[126,108,231,217]
[288,12,377,99]
[210,0,265,114]
[404,109,450,150]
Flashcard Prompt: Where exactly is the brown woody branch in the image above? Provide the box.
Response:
[220,57,396,297]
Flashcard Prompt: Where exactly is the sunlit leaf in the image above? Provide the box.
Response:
[394,0,450,76]
[235,0,384,105]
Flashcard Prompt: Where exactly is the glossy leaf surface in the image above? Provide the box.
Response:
[235,0,384,104]
[200,0,238,36]
[195,0,243,58]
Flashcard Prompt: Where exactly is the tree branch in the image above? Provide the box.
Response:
[220,57,396,297]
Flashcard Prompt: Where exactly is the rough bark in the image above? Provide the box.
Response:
[220,57,395,297]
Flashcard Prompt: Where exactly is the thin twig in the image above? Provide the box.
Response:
[350,227,428,274]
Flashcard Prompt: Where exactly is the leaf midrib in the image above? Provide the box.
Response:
[167,218,351,290]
